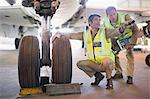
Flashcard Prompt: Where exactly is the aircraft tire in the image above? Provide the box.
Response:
[18,36,40,88]
[52,35,72,84]
[145,54,150,67]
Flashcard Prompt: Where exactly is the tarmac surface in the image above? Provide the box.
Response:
[0,40,150,99]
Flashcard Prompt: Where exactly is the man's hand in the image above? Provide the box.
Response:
[52,32,62,43]
[126,24,135,30]
[119,23,133,33]
[124,20,135,30]
[124,43,134,50]
[119,24,125,33]
[136,30,144,38]
[119,22,135,35]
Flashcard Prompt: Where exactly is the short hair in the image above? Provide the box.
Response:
[106,6,116,15]
[88,14,101,26]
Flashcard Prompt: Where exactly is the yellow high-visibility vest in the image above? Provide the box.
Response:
[104,13,133,40]
[84,28,115,64]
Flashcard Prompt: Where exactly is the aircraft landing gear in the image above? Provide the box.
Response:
[18,0,74,95]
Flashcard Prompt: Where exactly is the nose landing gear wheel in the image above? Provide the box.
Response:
[52,36,72,84]
[18,36,40,88]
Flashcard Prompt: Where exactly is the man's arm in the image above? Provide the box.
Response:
[125,14,139,45]
[63,32,83,40]
[52,32,83,41]
[105,14,139,44]
[105,24,136,40]
[105,28,122,39]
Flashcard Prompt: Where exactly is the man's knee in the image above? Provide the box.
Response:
[77,60,82,69]
[102,58,115,70]
[126,50,133,56]
[126,51,134,60]
[77,60,86,69]
[102,58,112,66]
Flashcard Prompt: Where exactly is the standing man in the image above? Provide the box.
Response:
[104,6,139,84]
[53,14,130,89]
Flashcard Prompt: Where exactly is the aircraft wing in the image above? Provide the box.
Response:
[51,0,82,27]
[0,5,40,27]
[0,5,40,38]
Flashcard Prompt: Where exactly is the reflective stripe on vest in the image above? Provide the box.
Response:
[87,51,113,56]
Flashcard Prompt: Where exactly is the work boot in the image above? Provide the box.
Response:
[106,78,113,89]
[91,72,104,86]
[112,73,123,79]
[126,76,133,84]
